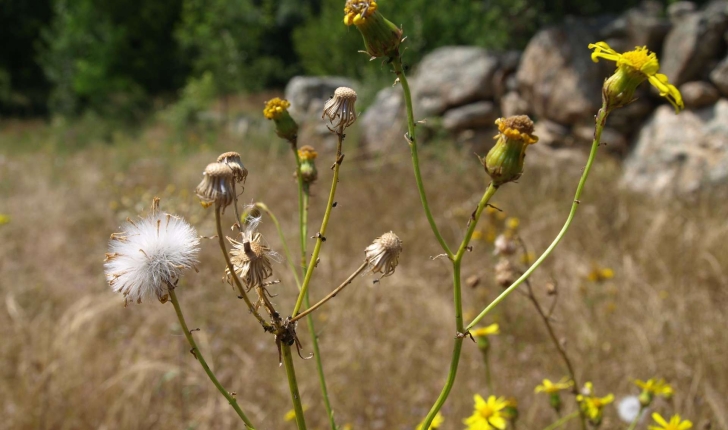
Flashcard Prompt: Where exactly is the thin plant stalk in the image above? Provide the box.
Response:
[291,132,345,317]
[626,407,646,430]
[290,261,368,323]
[167,285,255,429]
[524,280,587,430]
[392,56,452,258]
[543,411,580,430]
[214,206,270,329]
[420,183,499,428]
[466,104,610,330]
[282,343,308,430]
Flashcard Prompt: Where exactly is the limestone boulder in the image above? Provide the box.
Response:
[516,17,612,126]
[411,46,500,117]
[660,0,728,85]
[359,87,405,153]
[622,99,728,194]
[709,55,728,96]
[680,81,720,108]
[284,76,357,119]
[442,102,499,132]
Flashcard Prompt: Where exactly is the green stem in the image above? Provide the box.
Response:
[626,407,645,430]
[466,105,610,331]
[253,202,301,287]
[291,262,368,324]
[167,286,255,429]
[215,207,270,330]
[292,133,344,317]
[419,184,499,429]
[282,343,308,430]
[303,303,337,429]
[543,411,580,430]
[392,55,452,258]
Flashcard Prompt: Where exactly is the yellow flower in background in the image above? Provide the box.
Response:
[535,377,573,394]
[472,230,484,240]
[471,323,500,337]
[577,384,614,425]
[463,395,509,430]
[589,42,683,113]
[0,214,9,225]
[649,413,693,430]
[586,264,615,282]
[284,405,309,422]
[505,217,519,231]
[635,378,674,398]
[416,411,444,430]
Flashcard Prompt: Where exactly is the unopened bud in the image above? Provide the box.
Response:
[264,98,299,143]
[480,116,538,186]
[343,0,402,58]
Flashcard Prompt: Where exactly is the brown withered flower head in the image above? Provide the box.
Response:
[226,216,279,290]
[364,231,403,278]
[322,87,357,132]
[195,162,235,212]
[217,151,248,184]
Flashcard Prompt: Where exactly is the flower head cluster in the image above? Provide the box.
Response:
[343,0,402,58]
[481,116,538,187]
[226,216,279,290]
[649,413,692,430]
[463,394,509,430]
[264,97,299,142]
[364,231,403,278]
[105,199,199,304]
[589,42,684,113]
[577,382,614,426]
[322,87,358,132]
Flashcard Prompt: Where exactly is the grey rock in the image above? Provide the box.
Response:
[680,81,720,108]
[668,1,697,23]
[492,51,522,100]
[516,17,612,126]
[622,100,728,194]
[625,1,671,49]
[412,46,500,116]
[709,55,728,95]
[284,76,356,118]
[607,97,655,135]
[533,120,569,147]
[442,101,499,132]
[660,1,728,86]
[500,91,530,118]
[359,87,405,153]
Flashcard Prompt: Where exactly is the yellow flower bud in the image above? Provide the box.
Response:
[481,116,538,187]
[264,98,298,142]
[343,0,402,58]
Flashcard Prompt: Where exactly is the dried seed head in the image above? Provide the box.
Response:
[495,258,517,287]
[226,217,279,290]
[364,231,403,278]
[195,162,235,212]
[322,87,358,132]
[494,233,517,256]
[104,199,200,305]
[217,151,248,184]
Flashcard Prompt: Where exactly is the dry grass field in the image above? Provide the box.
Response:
[1,116,727,430]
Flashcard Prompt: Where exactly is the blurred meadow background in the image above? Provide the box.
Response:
[2,0,728,429]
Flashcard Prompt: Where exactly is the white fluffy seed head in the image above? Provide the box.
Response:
[104,205,200,304]
[617,396,642,423]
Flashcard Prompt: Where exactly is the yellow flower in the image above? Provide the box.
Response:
[472,230,484,240]
[471,323,499,337]
[589,41,683,113]
[298,145,318,161]
[263,97,290,120]
[635,378,674,397]
[649,413,693,430]
[535,378,573,394]
[343,0,402,58]
[586,264,615,282]
[284,405,309,422]
[0,214,9,225]
[577,383,614,425]
[505,217,519,231]
[464,395,509,430]
[416,412,444,430]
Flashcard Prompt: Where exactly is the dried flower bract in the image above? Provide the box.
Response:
[104,199,200,304]
[226,217,278,290]
[217,151,248,184]
[364,231,402,278]
[322,87,357,132]
[196,162,235,211]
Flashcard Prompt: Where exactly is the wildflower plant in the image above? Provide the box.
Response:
[102,2,693,429]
